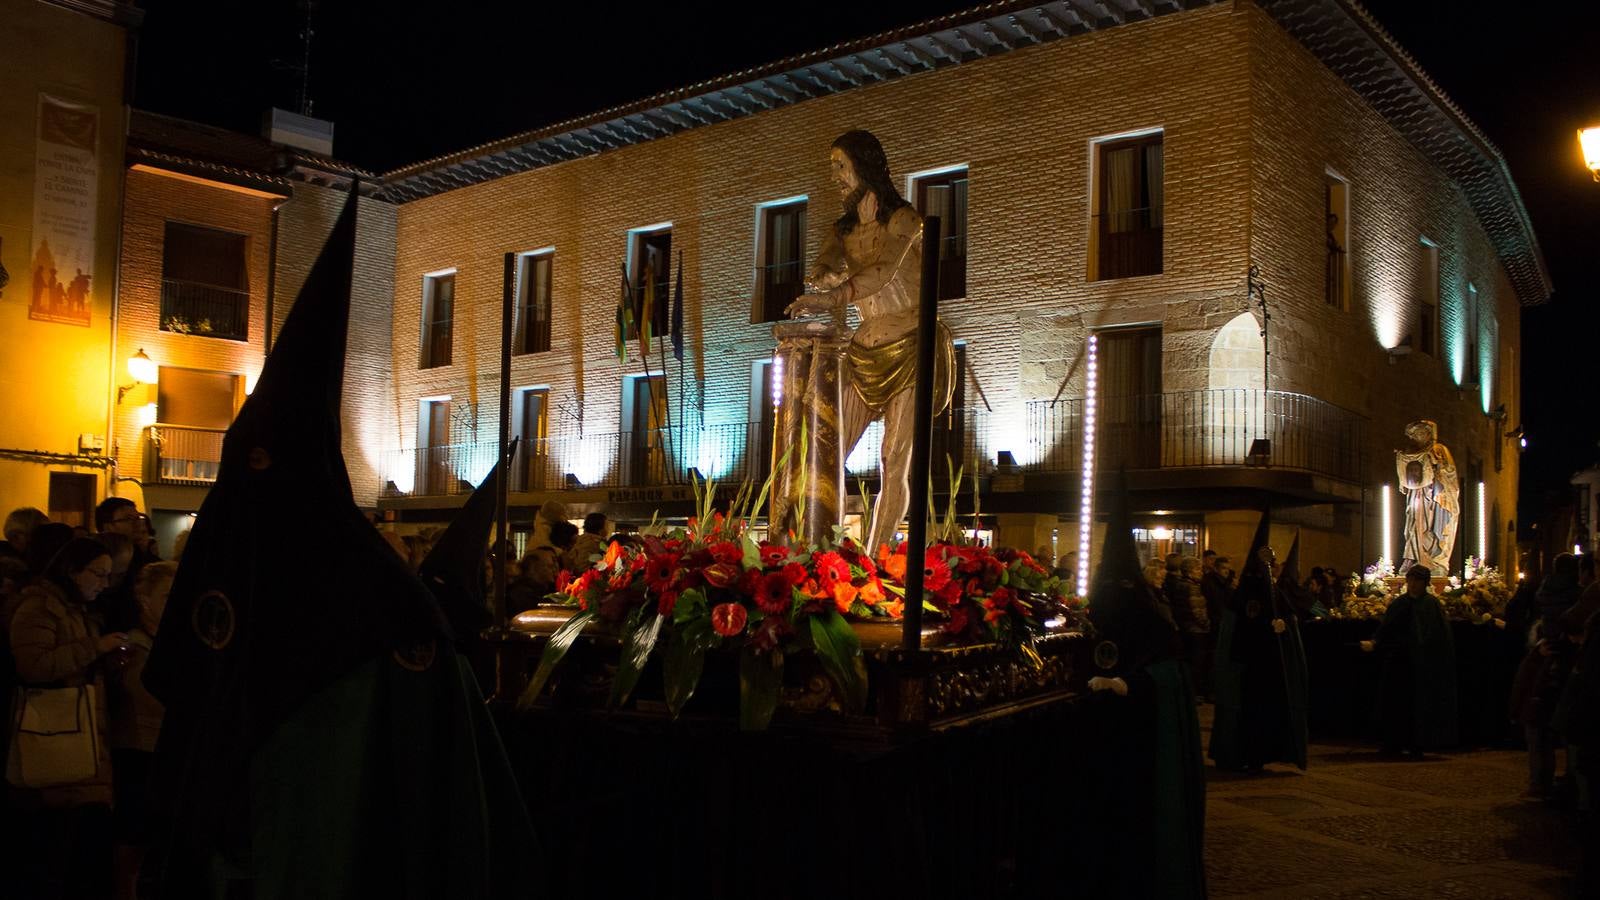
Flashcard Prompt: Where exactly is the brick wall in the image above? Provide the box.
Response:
[112,168,274,510]
[362,0,1530,573]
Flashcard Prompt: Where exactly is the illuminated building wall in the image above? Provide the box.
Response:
[0,1,135,526]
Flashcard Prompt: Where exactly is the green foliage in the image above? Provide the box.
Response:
[516,609,595,711]
[739,647,783,731]
[609,606,663,708]
[808,610,866,713]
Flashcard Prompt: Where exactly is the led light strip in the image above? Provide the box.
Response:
[770,353,785,409]
[1381,484,1392,567]
[1078,334,1098,599]
[1477,481,1487,569]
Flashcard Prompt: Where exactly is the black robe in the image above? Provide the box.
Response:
[1373,591,1458,751]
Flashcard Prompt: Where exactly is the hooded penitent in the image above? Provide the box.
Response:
[418,436,519,639]
[1080,471,1205,899]
[1209,507,1309,771]
[145,191,537,898]
[1276,530,1314,618]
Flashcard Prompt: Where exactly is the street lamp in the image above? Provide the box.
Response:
[1580,124,1600,181]
[119,348,157,403]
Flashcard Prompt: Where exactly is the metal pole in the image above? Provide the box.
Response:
[901,217,941,652]
[495,252,513,632]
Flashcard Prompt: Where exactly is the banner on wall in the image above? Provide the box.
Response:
[28,94,98,327]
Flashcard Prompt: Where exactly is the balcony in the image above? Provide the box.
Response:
[160,279,249,341]
[1026,390,1365,485]
[381,412,996,500]
[149,424,226,484]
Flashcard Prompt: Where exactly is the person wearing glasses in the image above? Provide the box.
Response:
[8,537,129,897]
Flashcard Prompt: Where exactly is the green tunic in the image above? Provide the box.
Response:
[1373,592,1458,751]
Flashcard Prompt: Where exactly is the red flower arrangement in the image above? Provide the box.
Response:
[517,479,1084,730]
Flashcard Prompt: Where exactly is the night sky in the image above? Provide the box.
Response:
[131,0,1600,510]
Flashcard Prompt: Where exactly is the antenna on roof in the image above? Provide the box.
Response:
[296,0,317,117]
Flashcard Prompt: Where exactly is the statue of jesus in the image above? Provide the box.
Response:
[785,130,956,553]
[1395,419,1460,576]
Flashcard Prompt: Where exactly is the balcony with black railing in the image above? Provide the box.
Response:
[160,279,249,341]
[1027,389,1365,484]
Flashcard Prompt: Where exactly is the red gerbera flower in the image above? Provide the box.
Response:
[643,553,680,594]
[737,566,763,596]
[710,602,747,637]
[755,571,794,614]
[943,604,971,635]
[813,551,851,588]
[759,542,789,568]
[936,580,962,608]
[922,549,953,594]
[781,562,808,586]
[707,541,742,566]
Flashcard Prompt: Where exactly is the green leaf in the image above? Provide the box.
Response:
[663,625,712,719]
[808,610,867,713]
[673,587,708,624]
[515,609,596,711]
[610,608,664,708]
[742,534,762,570]
[739,646,784,731]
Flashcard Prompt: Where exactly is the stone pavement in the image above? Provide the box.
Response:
[1201,708,1584,898]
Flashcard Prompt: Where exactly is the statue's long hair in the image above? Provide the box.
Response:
[832,130,911,238]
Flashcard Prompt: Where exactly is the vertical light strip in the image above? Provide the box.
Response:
[1477,481,1487,567]
[1381,484,1392,566]
[1077,334,1099,599]
[770,354,785,409]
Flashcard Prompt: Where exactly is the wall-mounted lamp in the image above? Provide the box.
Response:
[686,467,704,485]
[996,450,1018,472]
[1385,341,1413,365]
[564,473,583,490]
[118,349,157,404]
[1580,124,1600,182]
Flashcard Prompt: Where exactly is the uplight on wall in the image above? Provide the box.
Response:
[1077,334,1099,599]
[1580,124,1600,181]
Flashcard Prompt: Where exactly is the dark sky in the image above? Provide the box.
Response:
[132,1,1600,503]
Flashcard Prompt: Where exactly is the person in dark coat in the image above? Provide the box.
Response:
[143,191,538,898]
[1513,552,1583,799]
[1209,512,1309,772]
[1079,473,1206,899]
[1362,564,1458,757]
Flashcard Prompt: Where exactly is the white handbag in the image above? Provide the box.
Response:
[6,684,101,789]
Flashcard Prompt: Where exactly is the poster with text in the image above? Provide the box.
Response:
[29,94,98,327]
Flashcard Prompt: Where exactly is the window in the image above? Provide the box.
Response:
[756,200,806,322]
[420,272,454,369]
[629,228,671,340]
[752,361,777,480]
[47,473,96,531]
[1325,173,1350,309]
[161,222,249,341]
[154,366,240,483]
[516,252,553,355]
[513,387,549,490]
[1419,239,1439,355]
[912,168,968,300]
[1093,133,1163,280]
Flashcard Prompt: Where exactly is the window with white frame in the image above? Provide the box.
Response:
[516,251,553,355]
[911,168,968,300]
[756,199,806,322]
[1092,132,1164,280]
[420,271,455,369]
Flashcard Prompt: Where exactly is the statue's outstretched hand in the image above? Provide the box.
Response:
[785,293,836,318]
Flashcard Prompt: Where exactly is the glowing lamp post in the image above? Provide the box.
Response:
[1581,125,1600,181]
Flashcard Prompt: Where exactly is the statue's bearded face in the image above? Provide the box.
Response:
[830,147,861,205]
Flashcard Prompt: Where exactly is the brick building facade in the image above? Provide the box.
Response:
[364,0,1545,576]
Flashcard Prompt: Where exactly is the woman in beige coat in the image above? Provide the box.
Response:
[8,536,129,898]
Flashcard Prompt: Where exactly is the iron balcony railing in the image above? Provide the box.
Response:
[843,407,992,482]
[160,279,249,341]
[1027,389,1365,483]
[149,424,226,484]
[382,412,996,499]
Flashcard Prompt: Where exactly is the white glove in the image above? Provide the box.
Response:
[1087,676,1128,696]
[1272,618,1287,634]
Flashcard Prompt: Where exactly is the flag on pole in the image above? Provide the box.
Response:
[615,263,632,362]
[671,250,685,362]
[638,250,657,361]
